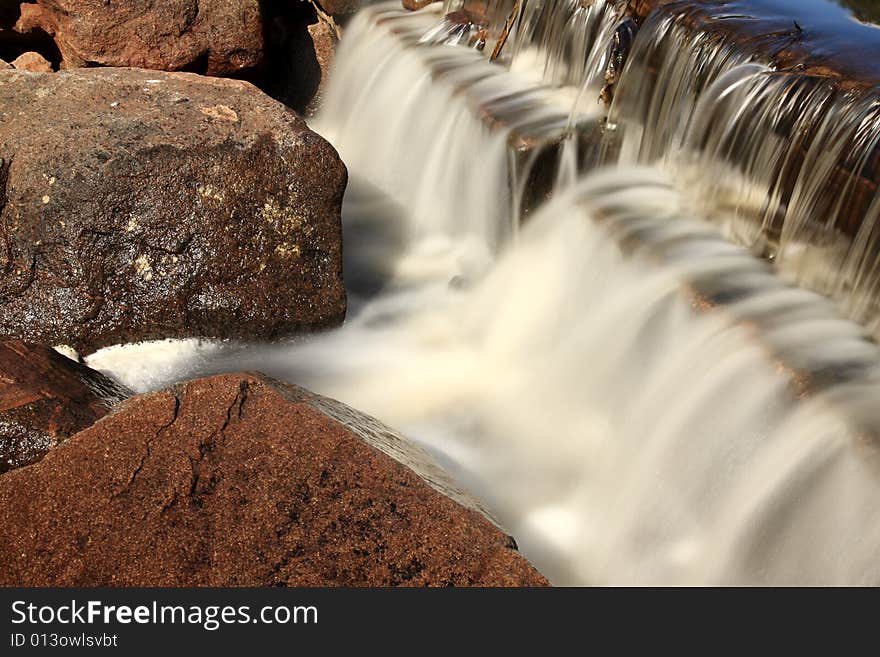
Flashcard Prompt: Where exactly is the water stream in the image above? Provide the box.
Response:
[87,1,880,584]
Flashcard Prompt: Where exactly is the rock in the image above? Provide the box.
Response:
[0,341,129,474]
[260,1,339,117]
[21,0,264,75]
[11,51,52,72]
[1,3,60,69]
[403,0,441,10]
[0,373,549,586]
[316,0,362,18]
[0,67,347,353]
[305,13,339,115]
[634,0,880,88]
[14,3,49,34]
[0,59,11,70]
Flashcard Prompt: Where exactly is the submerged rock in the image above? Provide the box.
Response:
[0,341,129,474]
[0,373,548,587]
[0,67,347,353]
[18,0,264,75]
[635,0,880,88]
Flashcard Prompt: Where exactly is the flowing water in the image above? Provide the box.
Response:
[88,1,880,584]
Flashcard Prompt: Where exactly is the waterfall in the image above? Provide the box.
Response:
[604,2,880,336]
[88,1,880,584]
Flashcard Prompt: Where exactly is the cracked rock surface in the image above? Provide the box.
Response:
[0,372,548,586]
[0,67,346,353]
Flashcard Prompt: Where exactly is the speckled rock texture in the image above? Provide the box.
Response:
[0,67,347,354]
[0,373,549,587]
[17,0,264,75]
[0,341,129,474]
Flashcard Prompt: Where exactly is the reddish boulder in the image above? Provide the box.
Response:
[11,50,52,72]
[0,67,346,353]
[21,0,264,75]
[0,373,549,586]
[0,341,129,474]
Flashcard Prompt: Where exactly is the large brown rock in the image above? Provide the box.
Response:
[0,373,548,587]
[0,341,129,474]
[0,67,347,353]
[20,0,264,75]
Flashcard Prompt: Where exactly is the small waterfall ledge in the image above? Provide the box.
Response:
[87,0,880,584]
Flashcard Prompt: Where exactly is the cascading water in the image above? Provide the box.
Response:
[603,2,880,334]
[88,1,880,584]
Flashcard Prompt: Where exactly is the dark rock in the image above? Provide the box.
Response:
[315,0,361,19]
[259,1,339,117]
[20,0,264,76]
[0,3,62,68]
[0,372,549,586]
[600,18,638,106]
[0,67,347,353]
[0,341,129,474]
[11,50,52,72]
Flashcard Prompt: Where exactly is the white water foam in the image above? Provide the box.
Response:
[87,4,880,584]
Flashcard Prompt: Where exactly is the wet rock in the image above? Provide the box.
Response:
[425,9,489,50]
[0,67,347,353]
[20,0,264,75]
[0,341,129,474]
[0,372,549,587]
[600,18,638,106]
[403,0,441,11]
[629,0,880,256]
[315,0,362,19]
[11,51,52,72]
[635,0,880,89]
